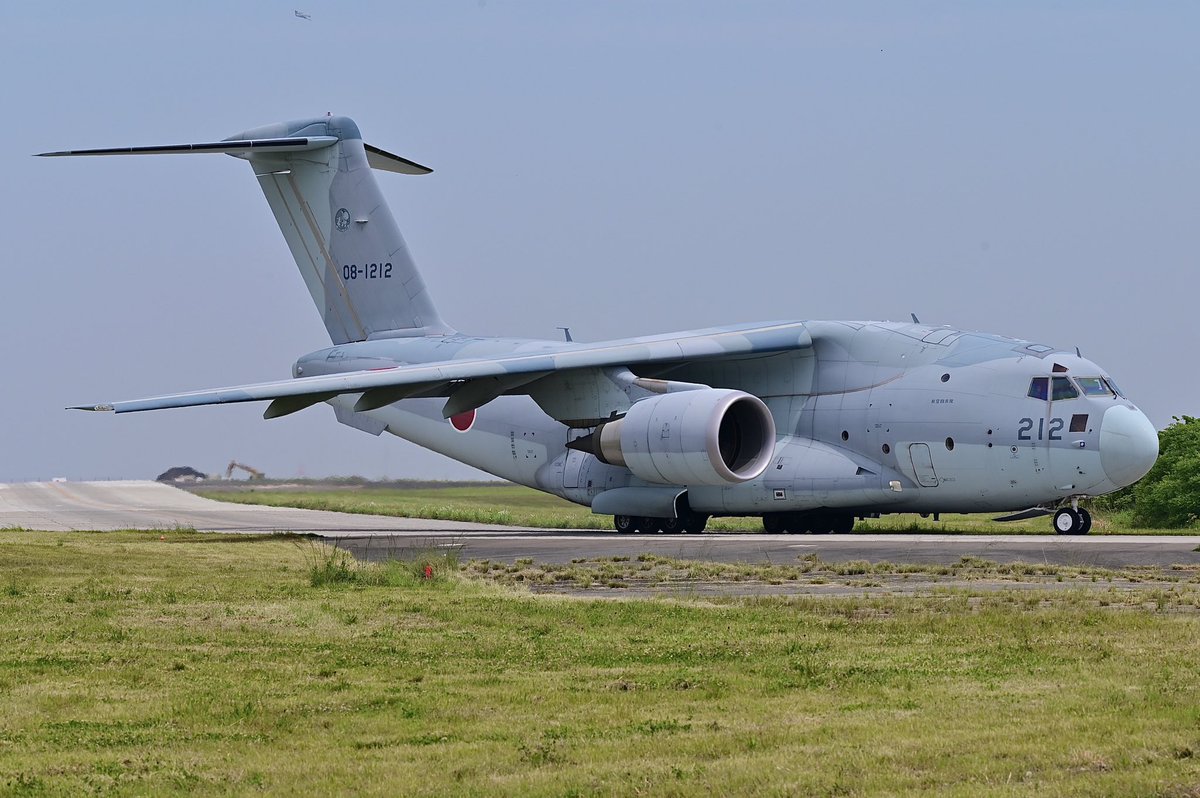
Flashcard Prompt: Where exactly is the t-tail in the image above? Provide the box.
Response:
[38,115,453,344]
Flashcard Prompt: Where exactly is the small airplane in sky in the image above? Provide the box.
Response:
[39,115,1158,535]
[294,10,311,20]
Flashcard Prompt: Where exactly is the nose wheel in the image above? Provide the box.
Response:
[1053,507,1092,535]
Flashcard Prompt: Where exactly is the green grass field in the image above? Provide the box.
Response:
[3,529,1200,795]
[199,484,621,529]
[195,482,1186,534]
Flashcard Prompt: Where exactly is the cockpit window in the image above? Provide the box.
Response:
[1027,377,1049,400]
[1104,376,1126,398]
[1052,376,1079,401]
[1075,377,1114,397]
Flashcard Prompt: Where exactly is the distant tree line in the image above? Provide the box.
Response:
[1098,415,1200,528]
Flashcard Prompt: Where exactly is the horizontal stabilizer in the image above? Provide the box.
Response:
[36,136,338,158]
[39,137,432,175]
[364,143,432,175]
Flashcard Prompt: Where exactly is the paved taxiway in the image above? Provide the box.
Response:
[0,480,509,534]
[337,531,1200,569]
[2,481,1198,568]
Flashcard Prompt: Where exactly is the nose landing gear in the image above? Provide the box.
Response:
[1053,503,1093,535]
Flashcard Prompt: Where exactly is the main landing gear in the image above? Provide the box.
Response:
[613,512,709,534]
[761,511,855,534]
[1053,507,1092,535]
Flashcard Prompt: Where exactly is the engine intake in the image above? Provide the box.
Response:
[576,389,776,486]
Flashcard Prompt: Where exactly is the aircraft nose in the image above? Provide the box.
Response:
[1099,405,1159,488]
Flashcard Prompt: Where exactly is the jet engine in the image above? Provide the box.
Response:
[574,389,776,486]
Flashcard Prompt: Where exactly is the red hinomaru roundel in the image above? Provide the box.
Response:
[449,409,476,432]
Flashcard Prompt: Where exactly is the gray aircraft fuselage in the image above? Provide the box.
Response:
[295,320,1155,520]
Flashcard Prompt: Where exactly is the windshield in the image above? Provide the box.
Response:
[1051,376,1079,401]
[1076,377,1114,397]
[1029,375,1090,401]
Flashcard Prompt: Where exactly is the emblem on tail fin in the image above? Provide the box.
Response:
[334,208,351,232]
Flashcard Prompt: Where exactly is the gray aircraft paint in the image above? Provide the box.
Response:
[44,116,1159,532]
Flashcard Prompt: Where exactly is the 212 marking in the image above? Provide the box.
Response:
[1018,417,1064,441]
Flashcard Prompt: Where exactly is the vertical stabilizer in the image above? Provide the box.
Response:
[226,116,452,343]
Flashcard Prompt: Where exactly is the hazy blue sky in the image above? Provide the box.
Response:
[3,2,1197,482]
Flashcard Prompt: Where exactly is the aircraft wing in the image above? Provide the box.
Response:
[71,322,813,418]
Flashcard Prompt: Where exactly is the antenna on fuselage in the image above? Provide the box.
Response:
[1076,346,1082,357]
[556,326,573,342]
[910,313,920,324]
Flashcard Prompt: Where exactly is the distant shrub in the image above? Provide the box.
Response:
[1129,416,1200,529]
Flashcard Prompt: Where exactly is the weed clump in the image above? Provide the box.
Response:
[304,543,458,588]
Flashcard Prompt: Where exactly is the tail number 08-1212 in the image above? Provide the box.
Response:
[342,263,392,280]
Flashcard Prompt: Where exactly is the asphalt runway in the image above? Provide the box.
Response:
[338,532,1200,569]
[2,481,1198,568]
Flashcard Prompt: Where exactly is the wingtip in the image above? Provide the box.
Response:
[68,404,115,412]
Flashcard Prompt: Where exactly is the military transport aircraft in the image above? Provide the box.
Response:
[40,115,1159,535]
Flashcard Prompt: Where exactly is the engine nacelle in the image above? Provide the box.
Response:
[589,389,776,486]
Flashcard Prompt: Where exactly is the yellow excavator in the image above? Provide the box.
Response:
[224,461,265,481]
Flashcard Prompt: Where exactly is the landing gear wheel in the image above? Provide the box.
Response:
[668,511,707,534]
[1053,508,1084,535]
[1078,508,1092,535]
[639,517,661,534]
[660,516,685,534]
[784,514,809,534]
[807,512,834,534]
[762,514,786,534]
[613,514,636,533]
[830,513,855,534]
